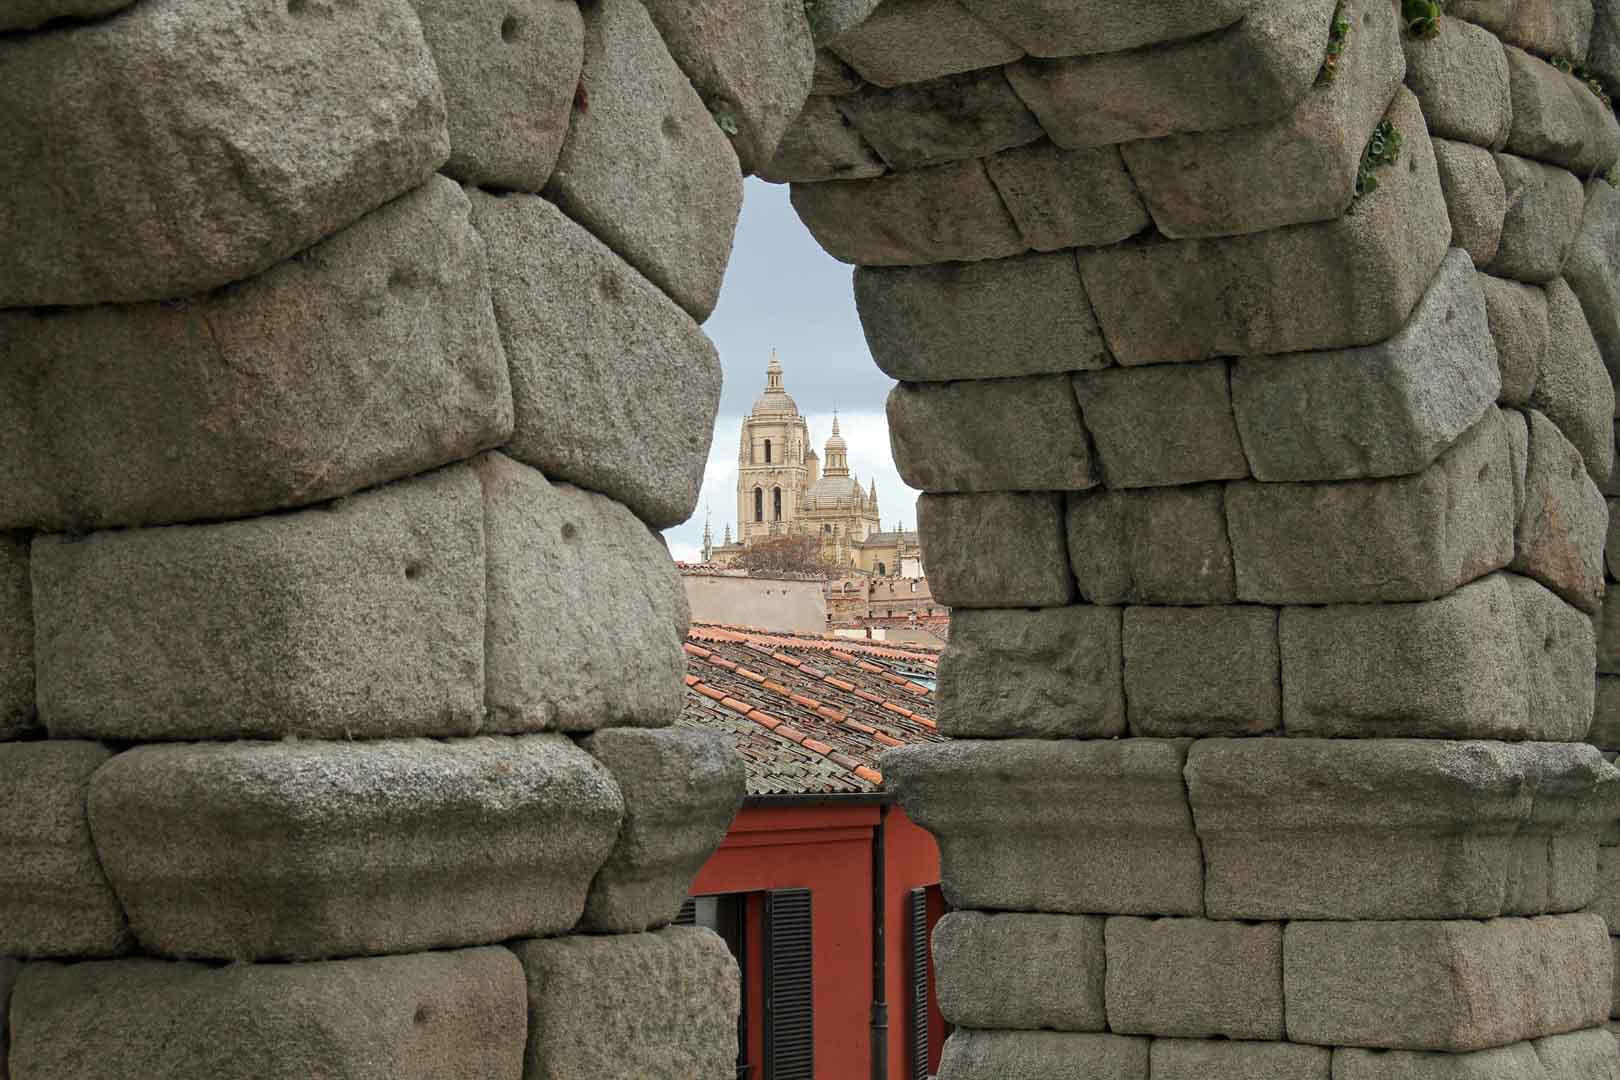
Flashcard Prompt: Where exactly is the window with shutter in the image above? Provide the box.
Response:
[764,888,813,1080]
[907,888,930,1080]
[674,897,697,926]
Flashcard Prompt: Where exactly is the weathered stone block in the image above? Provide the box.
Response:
[1595,847,1620,931]
[1152,1040,1329,1080]
[1532,1029,1620,1076]
[9,949,525,1080]
[1105,917,1283,1040]
[984,142,1150,252]
[1121,0,1404,238]
[467,191,718,530]
[1073,362,1250,488]
[811,48,863,94]
[1124,606,1279,737]
[824,0,1020,88]
[938,1031,1148,1080]
[0,535,32,740]
[937,606,1123,738]
[803,0,878,44]
[477,453,688,733]
[1435,139,1508,266]
[0,741,127,958]
[1227,410,1515,603]
[885,739,1203,915]
[761,95,886,184]
[954,0,1252,59]
[1284,915,1611,1051]
[1504,47,1620,177]
[1567,180,1620,388]
[932,912,1105,1031]
[1187,739,1617,919]
[0,178,512,533]
[889,376,1095,493]
[0,956,14,1076]
[792,160,1024,266]
[1482,273,1548,405]
[1593,676,1620,749]
[577,727,744,932]
[1067,486,1235,605]
[88,736,623,961]
[1005,0,1335,148]
[1232,249,1499,481]
[33,466,485,742]
[855,252,1108,382]
[1079,89,1450,363]
[0,0,448,307]
[1280,573,1594,741]
[1332,1042,1550,1079]
[1513,410,1608,611]
[1404,14,1514,149]
[544,0,741,321]
[917,493,1073,608]
[1490,154,1587,284]
[1595,0,1620,87]
[0,0,131,31]
[512,927,739,1080]
[411,0,581,191]
[1535,278,1616,485]
[1448,0,1595,59]
[1600,591,1620,674]
[836,69,1042,172]
[642,0,814,175]
[1610,497,1620,576]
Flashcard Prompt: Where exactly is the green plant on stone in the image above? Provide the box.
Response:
[1608,164,1620,190]
[1319,2,1351,84]
[713,109,739,137]
[1549,55,1615,110]
[1354,120,1403,204]
[1402,0,1441,38]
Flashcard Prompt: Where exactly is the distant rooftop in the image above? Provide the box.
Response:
[678,623,944,797]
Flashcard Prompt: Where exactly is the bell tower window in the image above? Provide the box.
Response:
[764,438,772,464]
[754,487,763,523]
[773,487,783,521]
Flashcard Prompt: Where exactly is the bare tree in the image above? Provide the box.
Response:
[732,534,831,575]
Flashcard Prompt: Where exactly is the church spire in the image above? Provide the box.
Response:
[868,478,879,512]
[701,506,713,563]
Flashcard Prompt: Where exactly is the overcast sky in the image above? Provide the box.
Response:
[662,178,919,562]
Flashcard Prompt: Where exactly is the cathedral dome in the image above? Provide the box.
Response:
[808,473,860,504]
[751,351,799,416]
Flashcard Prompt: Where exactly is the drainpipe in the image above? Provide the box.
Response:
[871,802,890,1080]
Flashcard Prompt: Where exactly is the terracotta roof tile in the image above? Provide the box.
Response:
[680,623,945,796]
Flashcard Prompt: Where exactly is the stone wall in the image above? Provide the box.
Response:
[0,0,764,1073]
[769,0,1620,1073]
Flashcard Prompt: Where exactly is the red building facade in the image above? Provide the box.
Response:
[677,627,949,1079]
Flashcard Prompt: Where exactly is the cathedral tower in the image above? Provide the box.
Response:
[736,351,810,544]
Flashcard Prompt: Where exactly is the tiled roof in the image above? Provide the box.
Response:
[678,625,946,797]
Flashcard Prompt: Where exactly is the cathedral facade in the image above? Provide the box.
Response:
[705,355,917,574]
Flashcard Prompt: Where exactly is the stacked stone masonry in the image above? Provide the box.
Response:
[0,0,753,1074]
[11,0,1620,1075]
[767,0,1620,1073]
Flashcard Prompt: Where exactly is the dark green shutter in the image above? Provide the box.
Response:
[764,888,814,1080]
[674,897,697,926]
[907,888,930,1080]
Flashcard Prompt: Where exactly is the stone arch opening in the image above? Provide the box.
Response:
[3,0,1620,1076]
